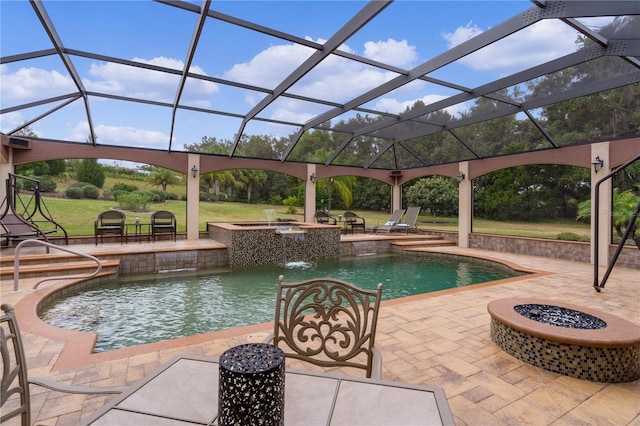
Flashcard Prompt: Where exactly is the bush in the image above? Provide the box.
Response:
[82,184,99,199]
[148,189,170,202]
[117,191,152,211]
[112,182,138,193]
[270,195,283,205]
[64,186,84,199]
[21,176,56,192]
[556,232,589,242]
[283,196,299,207]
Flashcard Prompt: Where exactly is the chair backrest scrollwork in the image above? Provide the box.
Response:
[273,275,382,378]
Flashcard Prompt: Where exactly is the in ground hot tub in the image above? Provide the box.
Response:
[488,297,640,383]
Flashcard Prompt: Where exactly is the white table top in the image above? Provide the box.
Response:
[81,355,454,426]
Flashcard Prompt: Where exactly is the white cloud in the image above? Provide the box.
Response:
[363,39,417,68]
[443,20,578,75]
[0,65,76,102]
[85,57,218,104]
[373,94,468,118]
[67,121,169,150]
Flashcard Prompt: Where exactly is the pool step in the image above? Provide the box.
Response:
[0,259,121,279]
[390,238,457,250]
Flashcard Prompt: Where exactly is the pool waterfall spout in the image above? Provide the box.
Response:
[156,251,198,273]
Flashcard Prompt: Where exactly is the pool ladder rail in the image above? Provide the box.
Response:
[9,239,104,292]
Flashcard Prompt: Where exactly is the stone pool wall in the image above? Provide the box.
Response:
[208,222,341,268]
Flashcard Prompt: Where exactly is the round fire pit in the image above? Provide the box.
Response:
[488,298,640,383]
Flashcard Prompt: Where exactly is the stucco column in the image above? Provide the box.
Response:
[0,147,12,206]
[187,154,200,240]
[591,142,611,266]
[391,178,401,213]
[304,164,317,223]
[458,161,471,248]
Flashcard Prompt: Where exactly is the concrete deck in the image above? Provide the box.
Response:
[1,240,638,425]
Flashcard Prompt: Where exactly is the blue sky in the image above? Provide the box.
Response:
[1,0,613,156]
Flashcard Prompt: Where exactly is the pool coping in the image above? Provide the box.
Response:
[11,250,546,371]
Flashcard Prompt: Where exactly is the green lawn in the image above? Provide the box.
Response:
[35,197,590,240]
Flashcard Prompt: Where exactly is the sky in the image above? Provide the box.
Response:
[1,0,614,160]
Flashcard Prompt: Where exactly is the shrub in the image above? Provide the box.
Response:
[118,191,152,211]
[283,196,299,207]
[556,232,589,242]
[148,189,170,202]
[270,195,283,205]
[64,186,84,199]
[21,176,56,192]
[82,184,100,199]
[112,182,138,193]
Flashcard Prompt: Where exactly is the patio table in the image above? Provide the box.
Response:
[81,355,454,425]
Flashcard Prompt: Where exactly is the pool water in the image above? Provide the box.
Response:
[40,254,520,352]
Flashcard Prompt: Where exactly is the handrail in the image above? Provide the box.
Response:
[12,239,102,292]
[593,153,640,292]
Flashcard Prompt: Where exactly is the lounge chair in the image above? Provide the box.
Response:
[1,303,127,425]
[94,210,125,244]
[151,210,177,241]
[315,210,337,225]
[373,209,405,233]
[344,211,366,234]
[264,275,383,379]
[376,207,421,234]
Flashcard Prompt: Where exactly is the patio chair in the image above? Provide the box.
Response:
[0,303,126,425]
[344,211,366,234]
[315,210,337,225]
[264,275,383,379]
[373,209,405,233]
[151,210,177,241]
[94,210,125,245]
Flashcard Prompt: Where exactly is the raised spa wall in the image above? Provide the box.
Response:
[208,222,341,268]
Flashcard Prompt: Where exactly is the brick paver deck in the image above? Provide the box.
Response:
[1,243,638,425]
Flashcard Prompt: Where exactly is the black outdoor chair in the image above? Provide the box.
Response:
[151,210,177,241]
[344,211,366,234]
[315,210,337,225]
[94,210,125,244]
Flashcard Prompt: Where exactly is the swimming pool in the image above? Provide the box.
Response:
[40,253,521,352]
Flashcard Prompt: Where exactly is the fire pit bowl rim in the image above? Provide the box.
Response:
[487,297,640,348]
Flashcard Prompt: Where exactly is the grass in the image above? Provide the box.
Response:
[33,197,591,240]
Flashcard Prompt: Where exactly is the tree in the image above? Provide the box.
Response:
[577,188,640,249]
[147,167,180,192]
[76,158,105,188]
[405,176,458,222]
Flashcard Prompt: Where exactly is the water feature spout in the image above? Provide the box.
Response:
[263,209,275,226]
[155,251,198,273]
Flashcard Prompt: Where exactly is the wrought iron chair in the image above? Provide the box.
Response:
[1,304,126,425]
[315,210,337,225]
[265,275,383,379]
[343,211,366,234]
[94,210,125,244]
[151,210,177,241]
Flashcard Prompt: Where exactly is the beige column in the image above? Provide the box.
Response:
[591,142,611,266]
[304,164,317,223]
[458,161,471,248]
[391,177,401,212]
[0,148,13,205]
[186,154,200,240]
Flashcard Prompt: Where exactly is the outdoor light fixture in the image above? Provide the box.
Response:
[456,171,465,182]
[310,172,317,184]
[592,156,604,173]
[191,165,199,178]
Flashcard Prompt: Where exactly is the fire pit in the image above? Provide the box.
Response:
[488,298,640,383]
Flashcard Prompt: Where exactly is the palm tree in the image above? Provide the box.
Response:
[578,188,640,249]
[147,167,180,192]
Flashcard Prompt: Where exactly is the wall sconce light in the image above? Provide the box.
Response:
[191,165,199,178]
[456,171,465,182]
[310,172,317,184]
[591,156,604,173]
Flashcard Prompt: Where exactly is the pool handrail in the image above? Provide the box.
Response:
[12,239,102,292]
